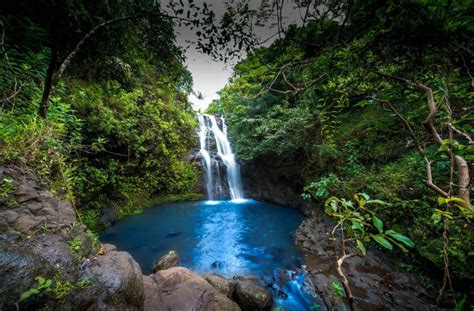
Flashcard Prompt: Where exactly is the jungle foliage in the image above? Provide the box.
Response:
[208,0,474,302]
[0,0,209,228]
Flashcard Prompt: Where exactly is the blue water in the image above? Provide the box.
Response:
[100,199,303,276]
[100,199,319,310]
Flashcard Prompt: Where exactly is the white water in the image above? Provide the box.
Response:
[197,114,244,200]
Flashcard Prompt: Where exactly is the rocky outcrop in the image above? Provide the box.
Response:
[203,273,236,299]
[145,267,240,311]
[240,162,313,215]
[153,250,180,272]
[233,280,273,311]
[78,250,144,310]
[202,273,273,311]
[295,216,437,310]
[0,166,144,310]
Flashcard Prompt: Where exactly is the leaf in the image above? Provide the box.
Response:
[360,192,370,200]
[351,221,363,230]
[385,230,414,248]
[431,212,442,224]
[453,294,467,311]
[36,276,45,286]
[367,199,389,205]
[373,216,383,233]
[356,239,366,255]
[18,288,39,302]
[371,235,393,250]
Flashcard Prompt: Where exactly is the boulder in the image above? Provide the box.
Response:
[79,250,144,310]
[151,267,240,311]
[143,276,162,311]
[203,273,236,299]
[153,250,180,272]
[0,244,55,310]
[234,280,273,311]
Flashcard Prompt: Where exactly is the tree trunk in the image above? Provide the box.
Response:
[39,40,57,119]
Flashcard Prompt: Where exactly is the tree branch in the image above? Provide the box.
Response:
[372,71,471,206]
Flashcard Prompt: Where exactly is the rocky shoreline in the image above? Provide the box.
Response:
[0,166,274,310]
[1,164,442,310]
[240,162,442,310]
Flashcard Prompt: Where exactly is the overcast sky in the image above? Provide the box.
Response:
[169,0,303,111]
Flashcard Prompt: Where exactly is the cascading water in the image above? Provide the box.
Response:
[197,114,244,200]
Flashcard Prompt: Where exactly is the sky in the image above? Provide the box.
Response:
[168,0,304,111]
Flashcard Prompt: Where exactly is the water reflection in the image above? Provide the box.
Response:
[193,204,250,276]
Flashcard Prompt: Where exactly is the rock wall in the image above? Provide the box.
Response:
[0,166,144,310]
[240,161,313,215]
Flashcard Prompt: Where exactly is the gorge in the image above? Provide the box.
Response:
[1,1,473,310]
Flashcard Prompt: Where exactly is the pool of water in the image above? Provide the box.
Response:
[100,199,304,277]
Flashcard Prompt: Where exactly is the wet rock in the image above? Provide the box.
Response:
[80,250,144,310]
[0,166,146,311]
[298,217,437,310]
[232,275,258,283]
[151,267,240,311]
[203,273,236,298]
[29,234,77,277]
[234,280,273,311]
[165,231,180,238]
[0,245,55,310]
[98,208,116,228]
[211,260,225,269]
[153,250,180,272]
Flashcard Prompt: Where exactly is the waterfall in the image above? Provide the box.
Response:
[197,114,244,200]
[197,114,213,199]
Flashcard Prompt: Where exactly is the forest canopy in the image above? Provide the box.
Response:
[208,0,474,301]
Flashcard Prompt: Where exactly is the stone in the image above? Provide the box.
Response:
[15,215,36,232]
[165,231,180,238]
[203,273,236,299]
[0,245,55,310]
[80,250,144,310]
[102,243,117,253]
[37,206,56,217]
[143,276,162,311]
[26,201,43,213]
[234,280,273,311]
[98,208,116,228]
[14,183,39,203]
[151,267,240,311]
[1,210,18,224]
[153,250,180,272]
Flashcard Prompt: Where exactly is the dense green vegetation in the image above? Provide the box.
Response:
[0,1,203,228]
[209,0,473,304]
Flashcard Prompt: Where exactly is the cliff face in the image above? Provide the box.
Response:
[240,161,313,215]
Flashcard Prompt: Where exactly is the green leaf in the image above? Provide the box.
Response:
[18,288,39,302]
[36,276,45,286]
[431,212,442,224]
[373,216,383,233]
[367,199,389,205]
[356,239,366,255]
[371,235,393,250]
[351,221,363,230]
[385,230,414,248]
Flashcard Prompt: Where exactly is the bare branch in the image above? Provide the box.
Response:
[372,71,471,206]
